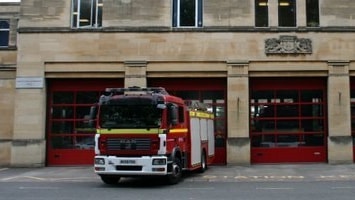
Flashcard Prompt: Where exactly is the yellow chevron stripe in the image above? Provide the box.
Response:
[189,111,214,119]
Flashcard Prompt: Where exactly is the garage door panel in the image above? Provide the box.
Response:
[47,79,123,166]
[250,78,327,163]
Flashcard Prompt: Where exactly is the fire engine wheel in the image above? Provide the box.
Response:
[167,158,182,184]
[100,175,121,185]
[199,151,207,173]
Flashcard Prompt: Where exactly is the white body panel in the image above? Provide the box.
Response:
[200,118,208,141]
[190,115,215,167]
[190,117,201,166]
[95,156,168,176]
[208,119,215,156]
[94,133,169,177]
[94,134,100,155]
[158,134,167,155]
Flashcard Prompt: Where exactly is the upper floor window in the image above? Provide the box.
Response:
[278,0,296,27]
[71,0,102,28]
[255,0,269,27]
[0,20,10,47]
[172,0,203,27]
[306,0,319,27]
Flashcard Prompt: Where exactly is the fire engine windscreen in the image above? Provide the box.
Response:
[99,99,163,129]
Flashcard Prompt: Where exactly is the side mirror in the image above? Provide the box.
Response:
[89,106,97,127]
[157,104,167,109]
[168,104,178,126]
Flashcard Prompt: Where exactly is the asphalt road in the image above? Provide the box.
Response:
[1,164,355,200]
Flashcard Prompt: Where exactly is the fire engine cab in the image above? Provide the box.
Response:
[92,87,215,184]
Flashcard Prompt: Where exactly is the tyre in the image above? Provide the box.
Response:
[199,151,207,173]
[167,158,182,184]
[100,175,121,185]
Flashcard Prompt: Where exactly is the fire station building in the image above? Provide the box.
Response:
[1,0,355,166]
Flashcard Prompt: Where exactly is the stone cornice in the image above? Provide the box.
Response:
[0,46,17,51]
[327,60,350,66]
[17,26,355,33]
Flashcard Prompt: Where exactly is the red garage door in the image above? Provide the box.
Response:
[250,78,327,163]
[350,78,355,162]
[47,79,123,166]
[148,78,227,165]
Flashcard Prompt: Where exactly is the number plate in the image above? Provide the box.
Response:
[120,160,136,164]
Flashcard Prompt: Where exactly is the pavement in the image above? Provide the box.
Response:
[1,163,355,183]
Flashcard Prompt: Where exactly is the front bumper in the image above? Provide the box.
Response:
[94,155,168,176]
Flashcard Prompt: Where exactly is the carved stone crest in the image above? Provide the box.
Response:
[265,35,312,54]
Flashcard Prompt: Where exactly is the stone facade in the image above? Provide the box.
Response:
[0,2,19,166]
[1,0,355,166]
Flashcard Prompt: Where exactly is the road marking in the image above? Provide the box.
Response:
[2,176,46,181]
[202,175,305,181]
[320,175,355,178]
[256,187,294,190]
[200,174,355,182]
[0,168,8,172]
[178,187,215,190]
[19,186,59,190]
[331,186,355,190]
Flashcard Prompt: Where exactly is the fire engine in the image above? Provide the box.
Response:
[92,87,215,184]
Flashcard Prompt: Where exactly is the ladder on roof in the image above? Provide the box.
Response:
[104,86,169,95]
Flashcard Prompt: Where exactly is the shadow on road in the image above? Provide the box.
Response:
[98,171,200,188]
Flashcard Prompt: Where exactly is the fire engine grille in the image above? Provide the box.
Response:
[107,138,151,151]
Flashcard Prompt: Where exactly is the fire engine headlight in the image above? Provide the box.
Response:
[152,158,166,165]
[95,158,105,165]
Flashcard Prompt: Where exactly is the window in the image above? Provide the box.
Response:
[255,0,269,27]
[306,0,319,27]
[178,106,185,123]
[172,0,203,27]
[0,20,9,47]
[72,0,102,28]
[278,0,296,27]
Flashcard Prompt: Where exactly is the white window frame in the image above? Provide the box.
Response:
[173,0,203,28]
[71,0,102,28]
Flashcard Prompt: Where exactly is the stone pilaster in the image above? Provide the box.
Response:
[11,33,46,166]
[268,0,278,27]
[11,85,46,167]
[296,0,306,27]
[124,61,147,88]
[226,61,250,165]
[0,72,15,166]
[327,60,353,164]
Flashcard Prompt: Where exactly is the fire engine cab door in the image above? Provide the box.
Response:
[190,117,202,166]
